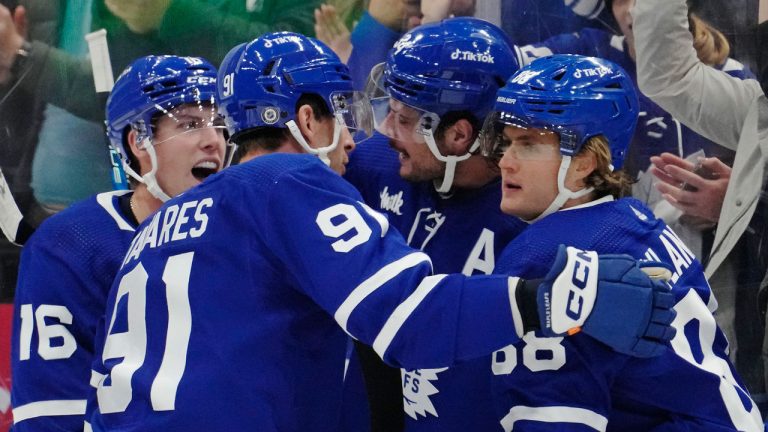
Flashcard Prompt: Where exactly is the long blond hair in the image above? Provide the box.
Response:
[689,13,731,66]
[580,135,634,198]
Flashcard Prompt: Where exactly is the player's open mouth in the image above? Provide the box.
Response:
[191,160,219,181]
[504,182,521,191]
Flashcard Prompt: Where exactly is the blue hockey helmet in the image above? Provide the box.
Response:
[106,55,220,159]
[481,54,639,222]
[370,17,519,124]
[105,55,226,201]
[481,54,639,170]
[217,32,372,149]
[368,17,520,193]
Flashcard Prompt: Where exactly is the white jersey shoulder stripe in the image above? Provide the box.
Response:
[373,274,447,357]
[96,190,135,232]
[335,252,432,333]
[500,405,608,432]
[507,277,524,339]
[13,399,87,423]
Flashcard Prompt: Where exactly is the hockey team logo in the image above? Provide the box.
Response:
[510,69,541,85]
[450,48,495,64]
[573,66,611,79]
[379,186,404,215]
[261,107,280,125]
[402,368,448,420]
[393,34,416,55]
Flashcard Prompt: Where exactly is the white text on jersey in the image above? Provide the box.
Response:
[122,198,214,267]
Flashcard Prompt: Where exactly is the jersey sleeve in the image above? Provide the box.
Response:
[493,333,628,432]
[259,163,527,368]
[11,195,133,432]
[11,234,93,431]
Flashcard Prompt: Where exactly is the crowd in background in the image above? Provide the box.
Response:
[0,0,766,429]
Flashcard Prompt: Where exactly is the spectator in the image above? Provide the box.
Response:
[346,0,474,88]
[635,0,768,414]
[517,0,754,263]
[0,0,324,214]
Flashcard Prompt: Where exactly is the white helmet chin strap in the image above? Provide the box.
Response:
[421,114,480,194]
[285,112,344,166]
[121,136,172,203]
[527,155,593,223]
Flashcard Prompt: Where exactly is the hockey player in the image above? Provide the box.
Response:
[344,17,527,431]
[86,33,676,431]
[483,54,763,431]
[10,55,228,432]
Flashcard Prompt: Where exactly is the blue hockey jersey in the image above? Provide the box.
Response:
[87,153,526,432]
[11,191,136,431]
[345,134,527,431]
[518,28,753,177]
[491,197,763,431]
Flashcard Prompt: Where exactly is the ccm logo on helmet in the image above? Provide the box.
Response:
[186,76,216,85]
[450,48,495,64]
[566,250,594,320]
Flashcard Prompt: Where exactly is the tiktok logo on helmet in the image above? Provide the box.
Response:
[450,48,495,64]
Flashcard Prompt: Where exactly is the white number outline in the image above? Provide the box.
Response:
[670,290,763,430]
[97,252,194,414]
[492,332,566,375]
[18,304,77,361]
[316,203,374,253]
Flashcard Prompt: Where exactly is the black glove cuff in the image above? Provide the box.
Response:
[517,278,544,333]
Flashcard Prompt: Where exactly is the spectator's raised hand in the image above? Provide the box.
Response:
[315,4,352,63]
[368,0,421,31]
[421,0,453,24]
[650,152,731,224]
[105,0,172,34]
[0,4,26,85]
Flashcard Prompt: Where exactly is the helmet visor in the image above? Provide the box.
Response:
[330,90,374,143]
[147,99,228,147]
[480,112,562,162]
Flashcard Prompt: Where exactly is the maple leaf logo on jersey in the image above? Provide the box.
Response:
[401,367,448,420]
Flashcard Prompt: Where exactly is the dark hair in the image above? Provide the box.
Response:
[231,93,332,164]
[434,110,481,143]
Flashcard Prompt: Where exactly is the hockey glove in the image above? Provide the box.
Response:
[538,245,677,357]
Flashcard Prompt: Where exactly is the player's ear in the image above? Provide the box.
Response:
[295,104,317,142]
[567,150,597,188]
[127,129,151,176]
[442,118,475,154]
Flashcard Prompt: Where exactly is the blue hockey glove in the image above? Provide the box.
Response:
[538,245,677,357]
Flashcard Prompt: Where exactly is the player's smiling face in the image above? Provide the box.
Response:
[497,125,563,220]
[382,99,444,182]
[149,103,227,197]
